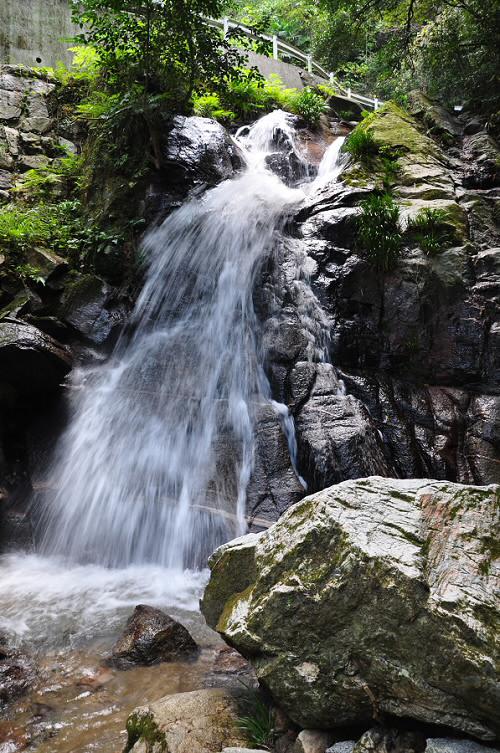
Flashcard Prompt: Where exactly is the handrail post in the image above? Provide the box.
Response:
[347,87,352,99]
[223,17,229,37]
[329,72,334,85]
[306,54,312,74]
[374,97,379,111]
[272,35,279,60]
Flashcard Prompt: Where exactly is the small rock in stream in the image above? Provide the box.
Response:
[0,633,37,705]
[294,729,335,753]
[107,604,198,669]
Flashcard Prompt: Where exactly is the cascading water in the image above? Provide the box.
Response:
[37,110,310,571]
[0,116,346,653]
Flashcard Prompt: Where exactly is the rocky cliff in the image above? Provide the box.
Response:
[249,97,500,526]
[0,65,499,547]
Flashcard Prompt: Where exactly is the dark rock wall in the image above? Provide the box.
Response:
[253,100,500,509]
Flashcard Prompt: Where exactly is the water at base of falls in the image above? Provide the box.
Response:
[0,115,346,654]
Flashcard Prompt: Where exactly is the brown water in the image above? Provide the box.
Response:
[2,644,220,753]
[0,554,222,753]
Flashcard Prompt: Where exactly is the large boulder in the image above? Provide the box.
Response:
[108,605,198,668]
[125,688,248,753]
[202,477,500,741]
[163,116,243,189]
[0,319,71,394]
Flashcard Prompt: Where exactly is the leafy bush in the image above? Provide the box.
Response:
[358,192,402,272]
[406,208,457,256]
[52,46,101,85]
[70,0,248,102]
[343,128,380,161]
[290,87,327,125]
[192,93,235,122]
[195,74,328,126]
[0,201,82,256]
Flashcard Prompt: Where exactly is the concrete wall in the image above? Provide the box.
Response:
[246,51,325,90]
[0,0,78,68]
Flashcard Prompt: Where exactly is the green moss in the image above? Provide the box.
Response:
[216,583,255,634]
[125,712,168,753]
[365,102,440,161]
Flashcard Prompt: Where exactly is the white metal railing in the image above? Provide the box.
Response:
[205,17,381,110]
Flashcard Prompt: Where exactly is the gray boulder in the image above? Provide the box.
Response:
[59,274,125,344]
[202,477,500,740]
[108,604,198,668]
[352,728,424,752]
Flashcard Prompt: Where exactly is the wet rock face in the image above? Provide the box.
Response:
[0,633,37,705]
[251,99,500,498]
[0,319,72,395]
[202,477,500,741]
[164,115,243,190]
[108,605,198,668]
[126,688,248,753]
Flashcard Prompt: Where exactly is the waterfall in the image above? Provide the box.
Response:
[36,117,346,572]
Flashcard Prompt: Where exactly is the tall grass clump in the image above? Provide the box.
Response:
[358,192,402,272]
[407,207,457,256]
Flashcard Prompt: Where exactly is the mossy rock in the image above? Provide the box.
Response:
[202,477,500,741]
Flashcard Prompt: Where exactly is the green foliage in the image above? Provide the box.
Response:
[406,207,456,256]
[229,0,500,114]
[343,128,379,161]
[194,74,327,125]
[14,155,83,202]
[71,0,249,102]
[228,0,317,50]
[291,87,327,125]
[358,192,402,272]
[52,46,101,85]
[237,694,276,750]
[0,201,82,256]
[192,93,236,122]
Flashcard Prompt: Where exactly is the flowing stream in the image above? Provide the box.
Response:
[0,112,345,752]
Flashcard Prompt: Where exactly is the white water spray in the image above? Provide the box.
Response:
[1,114,346,649]
[37,112,311,570]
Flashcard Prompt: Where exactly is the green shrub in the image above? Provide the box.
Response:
[192,92,235,122]
[406,208,456,256]
[195,73,329,126]
[358,192,402,272]
[51,46,101,85]
[290,87,327,125]
[0,201,82,256]
[343,127,380,161]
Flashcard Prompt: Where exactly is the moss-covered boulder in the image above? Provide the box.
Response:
[202,477,500,741]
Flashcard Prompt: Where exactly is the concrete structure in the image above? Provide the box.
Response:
[0,0,77,68]
[246,51,324,90]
